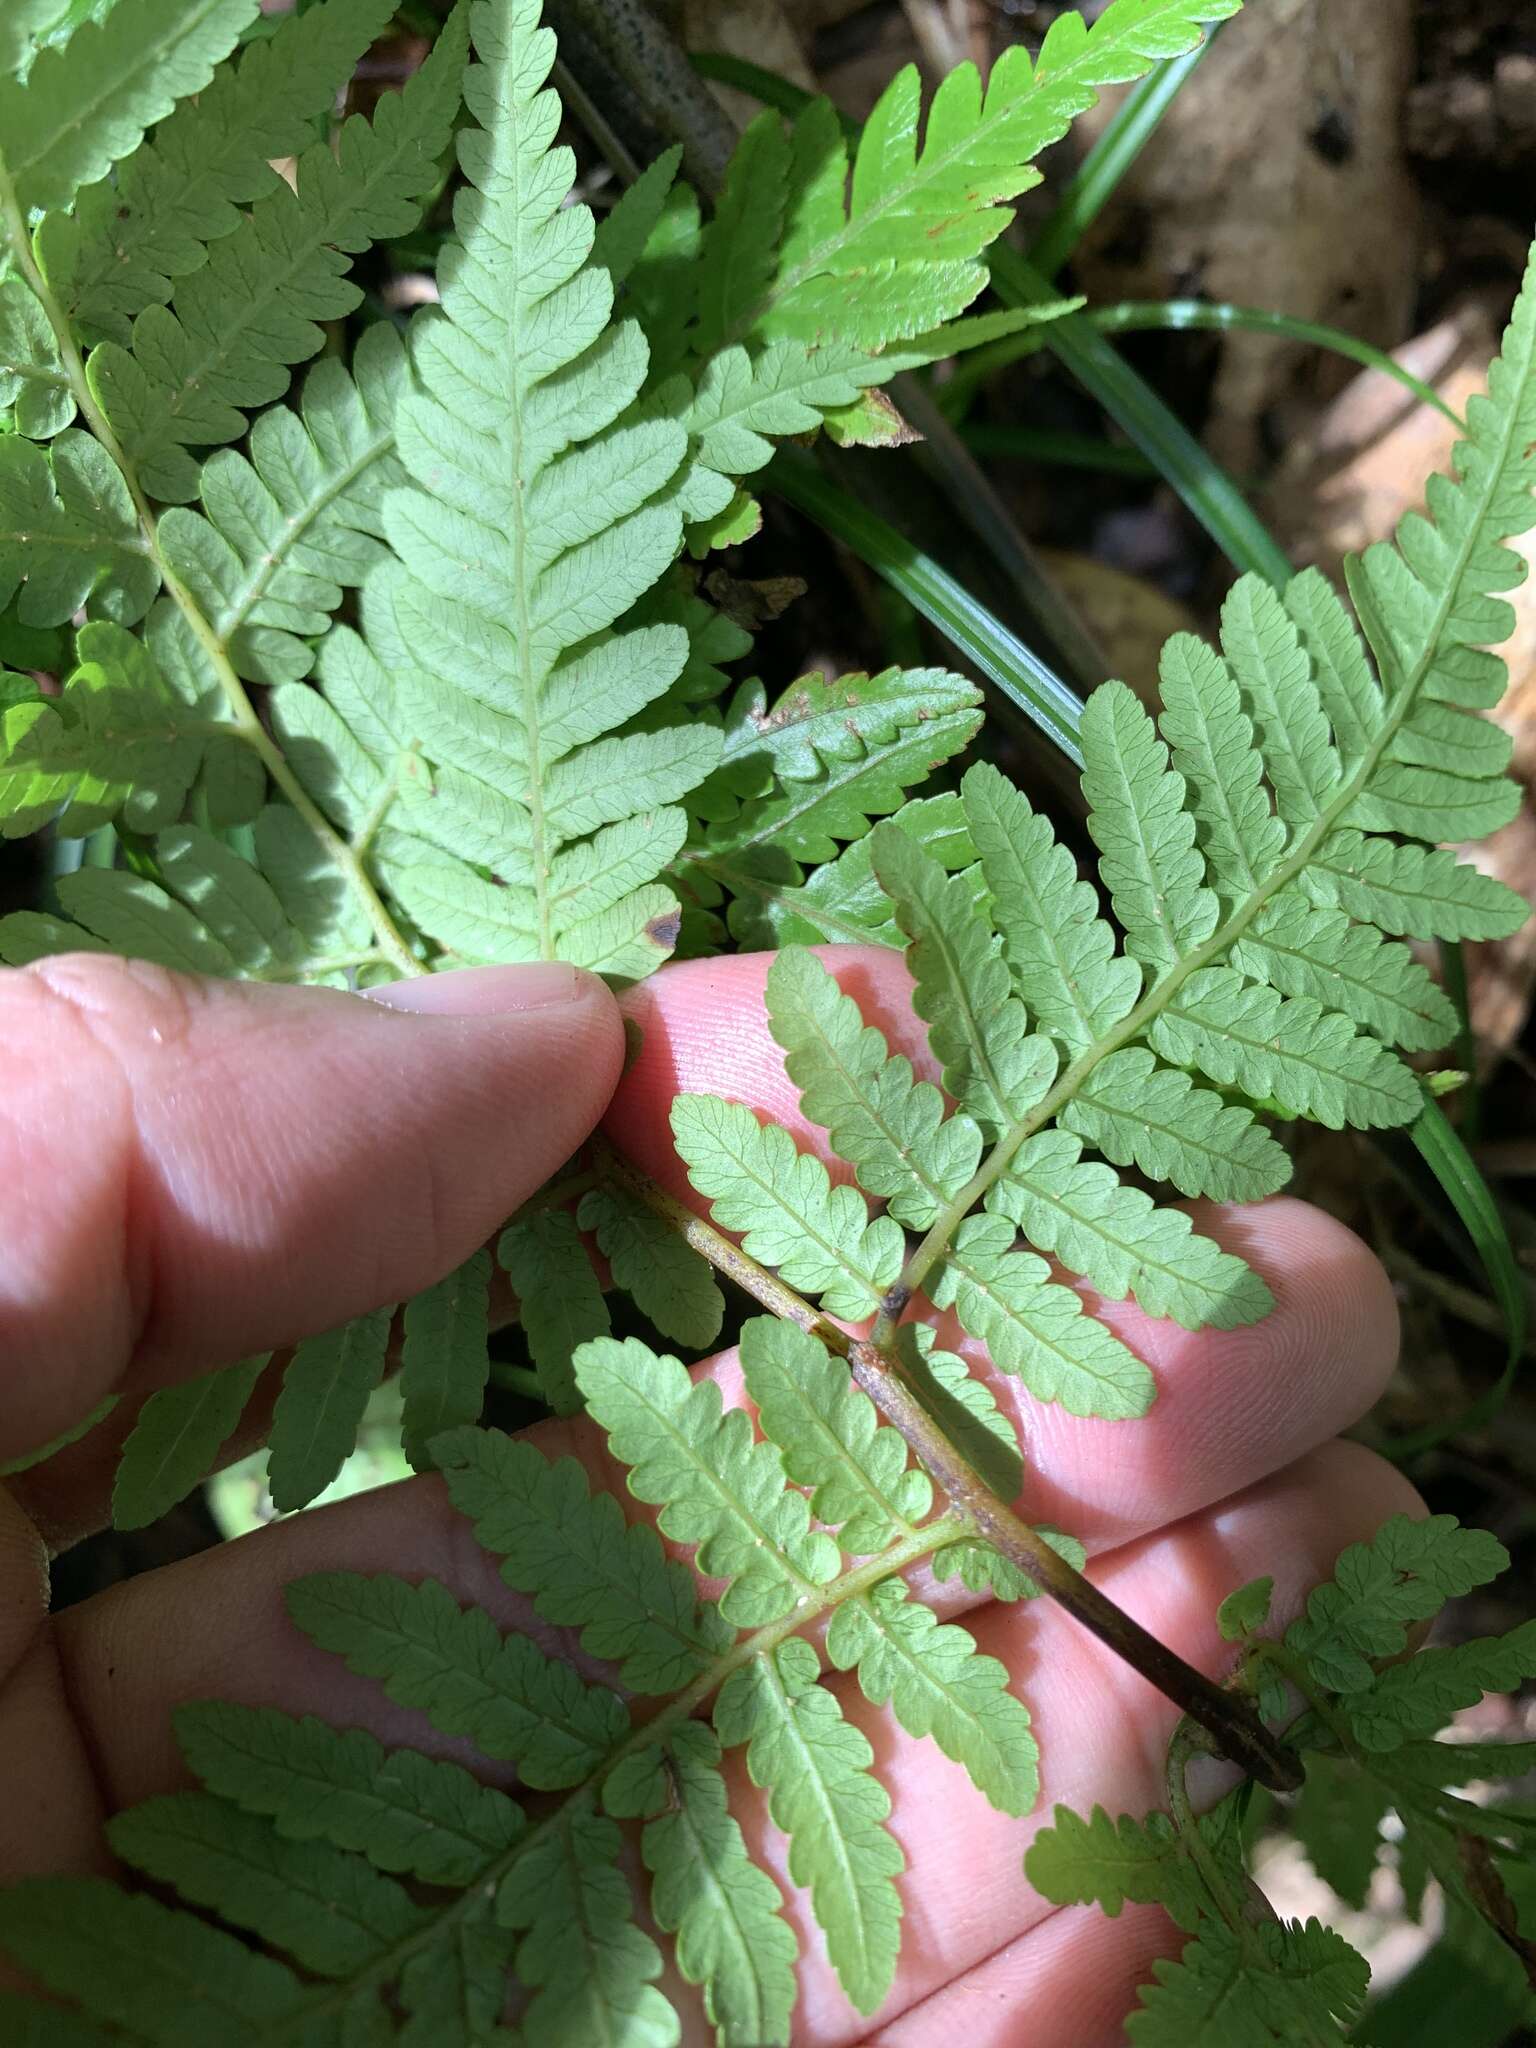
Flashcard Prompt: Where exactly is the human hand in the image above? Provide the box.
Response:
[0,947,1420,2043]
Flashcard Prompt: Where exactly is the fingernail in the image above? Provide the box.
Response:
[364,963,587,1015]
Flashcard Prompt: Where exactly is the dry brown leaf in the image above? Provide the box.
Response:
[1070,0,1419,474]
[1037,550,1196,708]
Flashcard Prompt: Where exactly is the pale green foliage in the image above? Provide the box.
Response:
[266,1304,393,1512]
[1,1317,1074,2042]
[55,0,400,345]
[89,14,466,502]
[671,1093,904,1318]
[714,1636,904,2015]
[578,1182,725,1349]
[641,1723,800,2047]
[497,1209,608,1416]
[0,0,258,215]
[1032,1515,1536,2042]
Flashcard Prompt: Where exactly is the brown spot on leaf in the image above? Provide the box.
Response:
[645,908,682,952]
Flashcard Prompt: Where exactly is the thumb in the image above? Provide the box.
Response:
[1,955,623,1462]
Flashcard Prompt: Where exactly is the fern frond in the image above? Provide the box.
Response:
[766,944,983,1230]
[112,1354,268,1531]
[286,1569,629,1786]
[0,276,74,436]
[1127,1919,1368,2045]
[931,1214,1155,1418]
[55,0,399,346]
[398,1251,491,1472]
[175,1700,527,1886]
[0,430,157,629]
[0,0,257,216]
[578,1183,726,1350]
[827,1577,1038,1815]
[669,1094,904,1320]
[714,1636,904,2016]
[871,822,1059,1138]
[498,1807,675,2047]
[266,1304,393,1512]
[985,1131,1272,1331]
[575,1332,841,1625]
[89,13,466,502]
[157,324,408,686]
[108,1792,426,1980]
[433,1423,735,1694]
[740,1317,933,1553]
[700,0,1238,354]
[497,1210,609,1417]
[642,1722,800,2048]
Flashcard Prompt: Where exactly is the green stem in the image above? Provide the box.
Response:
[0,166,422,981]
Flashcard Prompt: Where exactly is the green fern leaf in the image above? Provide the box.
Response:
[870,820,1059,1138]
[0,276,74,436]
[670,1094,904,1318]
[1353,250,1536,717]
[697,665,982,865]
[575,1332,840,1626]
[353,0,722,974]
[174,1701,526,1887]
[1082,678,1217,976]
[90,11,466,502]
[266,1304,393,1513]
[0,622,215,837]
[1153,631,1285,913]
[766,943,982,1228]
[577,1182,725,1350]
[1219,575,1342,831]
[1281,567,1382,772]
[433,1424,735,1694]
[0,0,257,216]
[1345,1618,1536,1752]
[109,1792,427,1979]
[157,324,407,685]
[932,1213,1154,1418]
[1128,1918,1368,2047]
[1231,895,1458,1052]
[827,1577,1038,1815]
[1025,1803,1207,1928]
[1150,966,1423,1129]
[285,1570,628,1787]
[962,760,1141,1051]
[643,1722,799,2048]
[498,1209,610,1417]
[45,867,237,975]
[715,1636,904,2017]
[713,0,1237,353]
[986,1130,1272,1330]
[1061,1047,1291,1203]
[1284,1514,1510,1694]
[154,826,311,976]
[498,1807,677,2048]
[112,1354,267,1530]
[0,1990,122,2048]
[57,0,398,345]
[740,1317,932,1553]
[0,1878,312,2041]
[1300,827,1527,940]
[894,1321,1024,1505]
[1287,1757,1390,1910]
[398,1251,490,1472]
[0,429,158,628]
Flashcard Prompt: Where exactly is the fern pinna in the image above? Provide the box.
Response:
[1,0,1535,2041]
